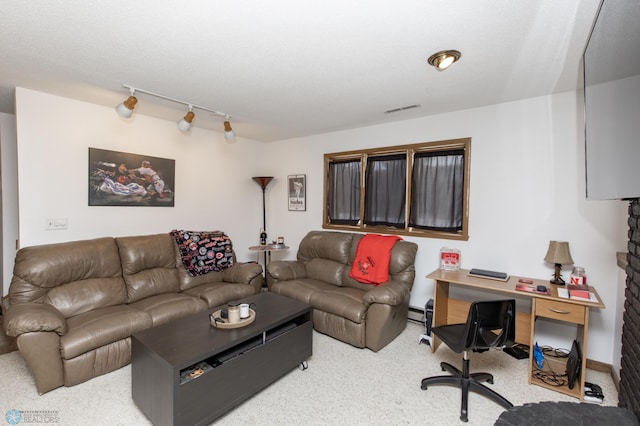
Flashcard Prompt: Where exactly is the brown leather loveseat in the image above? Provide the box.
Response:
[266,230,417,351]
[3,233,262,394]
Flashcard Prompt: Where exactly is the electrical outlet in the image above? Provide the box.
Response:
[46,218,68,230]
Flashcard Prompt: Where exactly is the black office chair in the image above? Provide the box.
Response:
[421,299,516,422]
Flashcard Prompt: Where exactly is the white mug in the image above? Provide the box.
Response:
[240,303,250,319]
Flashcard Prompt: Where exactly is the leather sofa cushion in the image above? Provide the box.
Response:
[129,293,207,326]
[183,282,255,308]
[61,305,152,359]
[10,237,126,317]
[47,277,128,319]
[116,234,180,302]
[309,287,367,323]
[297,231,352,264]
[271,279,336,305]
[305,258,345,286]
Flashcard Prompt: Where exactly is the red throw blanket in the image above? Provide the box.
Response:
[349,234,402,285]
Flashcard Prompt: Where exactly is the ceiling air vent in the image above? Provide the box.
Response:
[384,104,421,114]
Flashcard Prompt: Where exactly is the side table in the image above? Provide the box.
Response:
[249,244,289,286]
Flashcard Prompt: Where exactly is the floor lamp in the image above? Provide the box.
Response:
[252,176,274,281]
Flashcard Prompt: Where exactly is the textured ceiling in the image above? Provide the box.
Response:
[0,0,601,141]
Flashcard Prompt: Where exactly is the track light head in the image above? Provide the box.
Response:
[224,118,236,143]
[116,95,138,118]
[177,107,195,132]
[115,89,138,118]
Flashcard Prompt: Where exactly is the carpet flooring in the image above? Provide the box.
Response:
[0,322,618,425]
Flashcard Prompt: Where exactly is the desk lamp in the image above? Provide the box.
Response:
[544,241,574,285]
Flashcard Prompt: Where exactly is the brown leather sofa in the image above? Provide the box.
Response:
[3,233,262,394]
[266,230,418,351]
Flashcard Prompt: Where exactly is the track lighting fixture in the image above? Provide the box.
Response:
[427,50,461,71]
[116,84,235,138]
[177,106,195,132]
[115,88,138,118]
[224,116,236,142]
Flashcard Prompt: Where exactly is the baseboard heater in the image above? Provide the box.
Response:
[408,305,425,323]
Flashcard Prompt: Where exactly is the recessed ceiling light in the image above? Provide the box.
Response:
[428,50,461,71]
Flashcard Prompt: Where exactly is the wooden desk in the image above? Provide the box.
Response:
[427,268,605,400]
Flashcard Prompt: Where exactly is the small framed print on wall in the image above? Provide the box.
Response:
[288,174,306,211]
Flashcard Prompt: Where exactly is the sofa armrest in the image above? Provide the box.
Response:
[222,262,263,284]
[362,280,410,307]
[266,260,307,291]
[3,302,68,337]
[267,260,306,281]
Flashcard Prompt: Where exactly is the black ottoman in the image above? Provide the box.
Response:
[495,401,638,426]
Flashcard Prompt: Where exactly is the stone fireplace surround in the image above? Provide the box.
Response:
[619,198,640,417]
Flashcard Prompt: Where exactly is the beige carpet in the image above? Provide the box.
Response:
[0,322,617,425]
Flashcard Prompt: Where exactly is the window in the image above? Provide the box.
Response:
[323,138,470,240]
[327,159,360,225]
[364,154,406,227]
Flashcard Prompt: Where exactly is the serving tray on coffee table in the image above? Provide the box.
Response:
[210,309,256,329]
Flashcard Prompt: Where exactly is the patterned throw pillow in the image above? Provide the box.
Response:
[170,230,234,276]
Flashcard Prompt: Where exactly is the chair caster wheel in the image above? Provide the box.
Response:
[299,361,308,370]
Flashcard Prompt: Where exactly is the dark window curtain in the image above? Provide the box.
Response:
[364,154,406,227]
[327,160,361,225]
[410,150,464,231]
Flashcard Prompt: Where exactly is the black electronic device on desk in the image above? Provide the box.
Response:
[468,268,510,281]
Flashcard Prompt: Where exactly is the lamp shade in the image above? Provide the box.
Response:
[177,110,195,132]
[115,95,138,118]
[252,176,274,190]
[544,241,574,265]
[224,120,236,142]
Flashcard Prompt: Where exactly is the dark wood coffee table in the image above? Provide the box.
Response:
[131,292,313,426]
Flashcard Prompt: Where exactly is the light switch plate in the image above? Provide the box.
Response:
[46,218,68,230]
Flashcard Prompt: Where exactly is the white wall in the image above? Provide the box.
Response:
[262,91,628,364]
[1,112,18,296]
[14,88,271,263]
[13,87,628,364]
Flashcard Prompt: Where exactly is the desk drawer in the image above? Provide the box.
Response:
[535,299,585,324]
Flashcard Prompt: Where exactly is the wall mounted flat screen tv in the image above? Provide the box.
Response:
[583,0,640,200]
